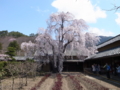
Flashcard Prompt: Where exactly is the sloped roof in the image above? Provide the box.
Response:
[35,50,86,56]
[0,54,10,60]
[13,56,33,61]
[0,54,9,57]
[64,50,80,56]
[85,47,120,60]
[97,34,120,49]
[64,50,87,56]
[64,60,84,62]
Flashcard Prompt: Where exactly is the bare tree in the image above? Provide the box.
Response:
[17,62,25,89]
[108,5,120,11]
[30,62,38,80]
[0,69,6,90]
[5,62,19,90]
[76,0,120,11]
[22,61,30,86]
[23,61,37,86]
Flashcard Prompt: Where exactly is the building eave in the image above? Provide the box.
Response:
[85,47,120,61]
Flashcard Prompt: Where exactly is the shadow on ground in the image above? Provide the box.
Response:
[83,72,120,88]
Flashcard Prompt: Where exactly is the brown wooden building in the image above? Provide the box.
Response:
[36,50,86,72]
[84,34,120,74]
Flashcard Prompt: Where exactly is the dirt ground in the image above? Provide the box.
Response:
[85,75,120,90]
[1,73,120,90]
[1,76,43,90]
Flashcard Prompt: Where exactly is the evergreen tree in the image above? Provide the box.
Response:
[0,43,2,50]
[8,31,27,38]
[0,30,8,37]
[5,47,16,58]
[8,41,20,51]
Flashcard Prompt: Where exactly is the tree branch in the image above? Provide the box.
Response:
[63,38,74,53]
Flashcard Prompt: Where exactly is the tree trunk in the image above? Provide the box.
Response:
[58,53,64,73]
[53,54,57,68]
[25,75,27,86]
[19,77,23,89]
[0,78,2,90]
[58,40,64,73]
[12,77,14,90]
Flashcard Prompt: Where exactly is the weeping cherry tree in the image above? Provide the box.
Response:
[21,41,36,57]
[45,12,99,73]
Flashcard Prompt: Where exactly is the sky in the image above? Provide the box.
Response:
[0,0,120,36]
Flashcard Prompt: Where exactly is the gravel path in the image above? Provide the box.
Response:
[61,77,70,90]
[85,75,120,90]
[1,73,120,90]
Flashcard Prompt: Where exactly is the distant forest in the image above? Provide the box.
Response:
[0,30,113,45]
[0,30,37,38]
[98,36,113,45]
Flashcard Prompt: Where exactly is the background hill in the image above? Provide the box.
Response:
[0,36,35,51]
[0,30,36,54]
[0,30,114,55]
[98,36,113,45]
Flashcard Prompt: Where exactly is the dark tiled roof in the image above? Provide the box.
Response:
[13,56,33,61]
[64,50,87,56]
[35,50,86,56]
[0,54,10,60]
[64,60,84,62]
[85,47,120,60]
